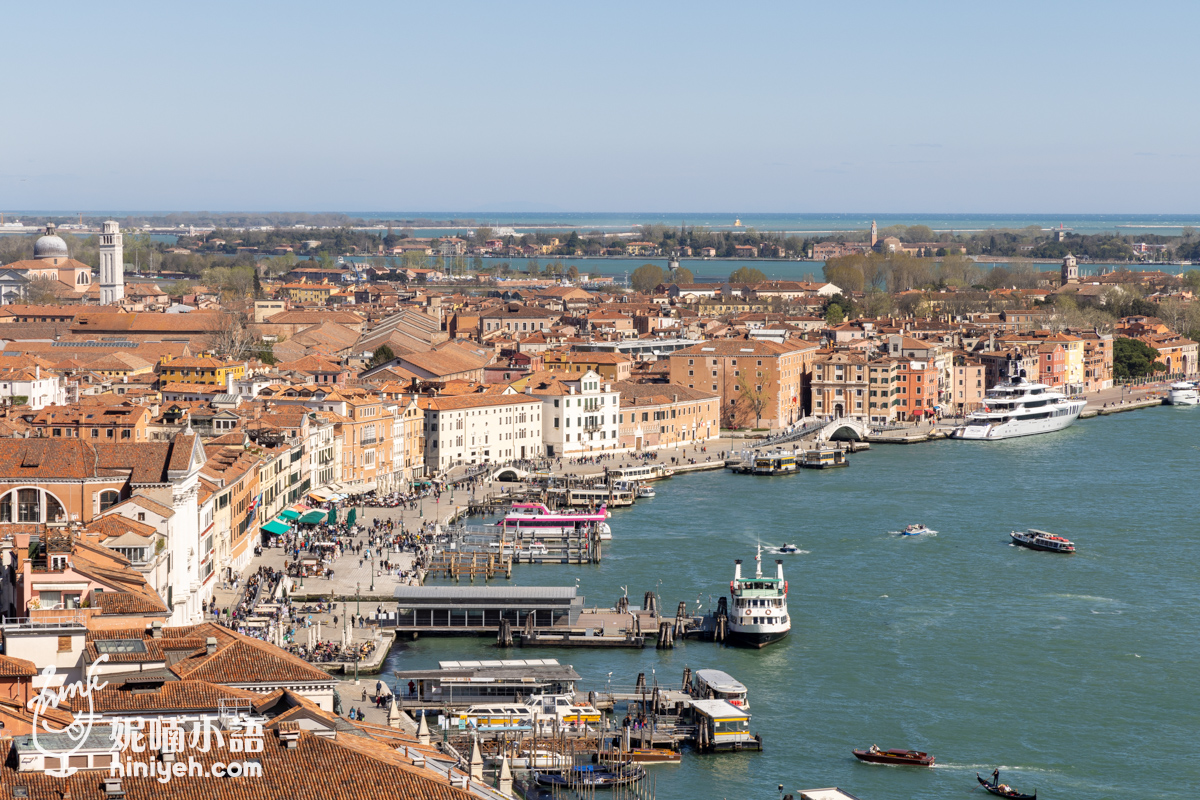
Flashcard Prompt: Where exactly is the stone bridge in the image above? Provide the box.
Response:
[490,467,529,482]
[816,418,869,441]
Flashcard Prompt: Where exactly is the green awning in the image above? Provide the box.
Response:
[299,510,327,525]
[279,509,301,521]
[263,519,291,535]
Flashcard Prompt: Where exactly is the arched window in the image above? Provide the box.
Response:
[99,490,120,512]
[0,489,66,523]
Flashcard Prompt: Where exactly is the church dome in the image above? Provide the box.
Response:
[34,225,69,260]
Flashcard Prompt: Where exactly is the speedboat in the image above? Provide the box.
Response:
[895,524,936,536]
[775,543,802,554]
[952,354,1086,440]
[1010,528,1075,553]
[1166,381,1199,405]
[636,485,656,499]
[852,746,934,766]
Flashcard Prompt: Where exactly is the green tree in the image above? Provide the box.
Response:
[630,263,665,293]
[825,303,845,325]
[1113,337,1166,379]
[367,344,396,369]
[670,265,694,284]
[729,266,767,284]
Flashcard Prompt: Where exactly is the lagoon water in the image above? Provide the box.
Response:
[383,407,1199,799]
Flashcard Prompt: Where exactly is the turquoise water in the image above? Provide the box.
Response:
[383,407,1199,799]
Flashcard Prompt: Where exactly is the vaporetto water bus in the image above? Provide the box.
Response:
[727,546,791,648]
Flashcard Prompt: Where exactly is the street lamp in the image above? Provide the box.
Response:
[356,582,361,618]
[370,556,375,593]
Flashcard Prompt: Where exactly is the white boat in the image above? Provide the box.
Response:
[636,485,656,499]
[727,545,790,648]
[1010,528,1076,553]
[1166,381,1199,405]
[951,356,1086,440]
[894,524,936,536]
[497,502,610,540]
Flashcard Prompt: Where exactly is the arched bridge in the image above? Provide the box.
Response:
[490,467,529,482]
[819,418,868,441]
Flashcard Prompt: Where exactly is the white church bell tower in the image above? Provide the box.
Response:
[99,220,124,304]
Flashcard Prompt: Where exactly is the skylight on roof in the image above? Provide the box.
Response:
[94,639,148,654]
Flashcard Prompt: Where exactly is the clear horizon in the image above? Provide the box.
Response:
[4,1,1199,213]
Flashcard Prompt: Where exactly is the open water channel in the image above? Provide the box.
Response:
[383,406,1199,800]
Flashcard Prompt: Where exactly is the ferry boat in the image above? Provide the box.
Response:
[1010,528,1076,553]
[526,693,603,726]
[497,502,612,539]
[1166,381,1199,405]
[951,357,1086,441]
[691,669,749,709]
[727,546,790,648]
[753,450,798,475]
[606,464,674,482]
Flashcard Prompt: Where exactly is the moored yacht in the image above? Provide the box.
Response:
[1166,381,1199,405]
[952,356,1086,440]
[727,546,790,648]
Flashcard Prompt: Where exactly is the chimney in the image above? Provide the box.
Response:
[35,365,40,380]
[205,636,217,656]
[151,620,163,639]
[102,777,124,799]
[734,559,742,581]
[776,559,784,581]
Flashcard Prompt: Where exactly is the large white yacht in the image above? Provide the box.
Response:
[727,546,790,648]
[1166,381,1199,406]
[951,357,1086,441]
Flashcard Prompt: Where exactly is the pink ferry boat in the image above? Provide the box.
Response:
[497,502,612,540]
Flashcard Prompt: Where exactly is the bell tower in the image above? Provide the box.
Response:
[870,220,878,247]
[1061,252,1078,286]
[99,220,124,304]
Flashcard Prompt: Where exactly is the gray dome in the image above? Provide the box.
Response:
[34,226,69,260]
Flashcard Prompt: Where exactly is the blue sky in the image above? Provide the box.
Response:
[3,1,1198,213]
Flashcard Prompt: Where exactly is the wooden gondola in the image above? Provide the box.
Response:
[977,773,1036,799]
[852,747,934,766]
[533,765,646,787]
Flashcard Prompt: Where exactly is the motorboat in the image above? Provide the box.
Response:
[977,773,1036,799]
[773,543,803,554]
[895,524,936,536]
[1166,381,1199,405]
[1010,528,1075,553]
[952,354,1086,440]
[636,485,656,498]
[852,746,934,766]
[727,545,790,648]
